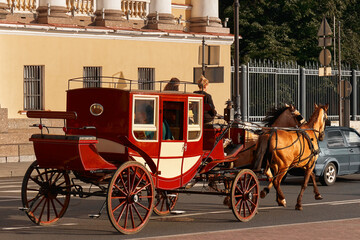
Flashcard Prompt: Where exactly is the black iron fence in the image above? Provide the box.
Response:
[233,60,359,122]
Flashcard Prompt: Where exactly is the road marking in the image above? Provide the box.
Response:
[133,217,360,240]
[151,198,360,220]
[2,223,78,231]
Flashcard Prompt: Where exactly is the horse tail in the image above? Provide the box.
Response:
[252,133,271,171]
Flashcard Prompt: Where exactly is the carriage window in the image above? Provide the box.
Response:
[188,98,202,141]
[163,101,184,140]
[133,97,158,141]
[343,130,360,147]
[327,131,345,148]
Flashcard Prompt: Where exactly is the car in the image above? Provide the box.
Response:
[288,126,360,186]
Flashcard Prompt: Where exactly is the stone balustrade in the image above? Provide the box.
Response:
[8,0,38,12]
[121,0,149,19]
[66,0,94,15]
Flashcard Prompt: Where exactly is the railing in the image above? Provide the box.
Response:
[234,60,360,121]
[8,0,38,12]
[66,0,94,15]
[121,0,149,19]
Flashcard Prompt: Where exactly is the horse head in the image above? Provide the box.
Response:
[263,104,304,128]
[312,103,329,141]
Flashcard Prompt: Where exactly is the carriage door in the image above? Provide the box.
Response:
[157,98,186,189]
[182,97,203,184]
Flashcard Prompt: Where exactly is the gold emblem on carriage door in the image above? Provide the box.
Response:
[90,103,104,116]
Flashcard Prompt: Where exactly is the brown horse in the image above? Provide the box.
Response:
[233,104,305,168]
[254,104,328,210]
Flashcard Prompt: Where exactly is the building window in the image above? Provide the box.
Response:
[24,65,44,110]
[193,67,224,83]
[138,68,155,90]
[83,66,102,88]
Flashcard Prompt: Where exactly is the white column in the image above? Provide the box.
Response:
[37,0,70,24]
[146,0,182,30]
[190,0,229,33]
[0,0,8,16]
[95,0,126,27]
[149,0,172,15]
[191,0,218,19]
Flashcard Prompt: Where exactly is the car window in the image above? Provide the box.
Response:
[343,130,360,147]
[327,130,345,148]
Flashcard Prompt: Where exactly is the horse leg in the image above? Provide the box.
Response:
[272,170,287,207]
[310,171,323,200]
[295,168,312,210]
[260,166,273,199]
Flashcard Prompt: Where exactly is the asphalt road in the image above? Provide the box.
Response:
[1,175,360,240]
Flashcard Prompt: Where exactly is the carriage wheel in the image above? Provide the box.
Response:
[107,161,154,234]
[230,169,259,222]
[21,161,71,225]
[153,190,179,216]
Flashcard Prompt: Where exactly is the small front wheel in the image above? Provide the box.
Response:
[320,162,337,186]
[230,169,259,222]
[107,161,154,234]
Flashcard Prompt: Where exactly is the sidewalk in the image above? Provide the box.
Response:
[0,161,32,178]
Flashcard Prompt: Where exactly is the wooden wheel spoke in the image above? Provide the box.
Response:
[115,202,127,223]
[112,199,126,213]
[242,201,247,217]
[38,198,48,222]
[135,201,150,212]
[129,204,135,229]
[114,184,127,197]
[247,182,257,193]
[119,174,129,194]
[244,174,251,191]
[54,196,65,208]
[35,168,45,182]
[130,167,138,193]
[133,182,150,195]
[29,176,44,187]
[132,172,146,194]
[234,194,244,198]
[132,204,144,222]
[236,184,244,195]
[124,205,129,229]
[50,198,59,219]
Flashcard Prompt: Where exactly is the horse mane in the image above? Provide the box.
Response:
[262,105,290,127]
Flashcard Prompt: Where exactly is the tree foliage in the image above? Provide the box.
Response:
[219,0,360,67]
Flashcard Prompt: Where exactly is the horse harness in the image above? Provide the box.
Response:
[265,127,322,178]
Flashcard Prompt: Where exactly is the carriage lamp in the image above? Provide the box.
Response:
[224,99,234,122]
[90,103,104,116]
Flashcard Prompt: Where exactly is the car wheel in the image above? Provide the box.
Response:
[320,162,337,186]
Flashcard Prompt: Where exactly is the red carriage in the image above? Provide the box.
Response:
[20,77,260,234]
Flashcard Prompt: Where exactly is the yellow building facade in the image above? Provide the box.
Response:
[0,0,232,163]
[0,0,232,119]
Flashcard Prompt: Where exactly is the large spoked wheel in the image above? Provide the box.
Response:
[230,169,259,222]
[21,161,71,225]
[107,161,154,235]
[153,190,179,216]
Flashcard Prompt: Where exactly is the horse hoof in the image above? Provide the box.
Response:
[260,188,269,199]
[223,196,231,209]
[260,191,266,199]
[315,194,323,200]
[277,199,286,207]
[295,204,303,211]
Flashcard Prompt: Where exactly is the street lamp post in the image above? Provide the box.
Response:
[233,0,241,120]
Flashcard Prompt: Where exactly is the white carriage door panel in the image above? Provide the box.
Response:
[158,140,184,178]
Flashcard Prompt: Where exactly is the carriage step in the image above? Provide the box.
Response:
[171,210,186,215]
[88,214,101,219]
[18,207,29,212]
[167,194,177,197]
